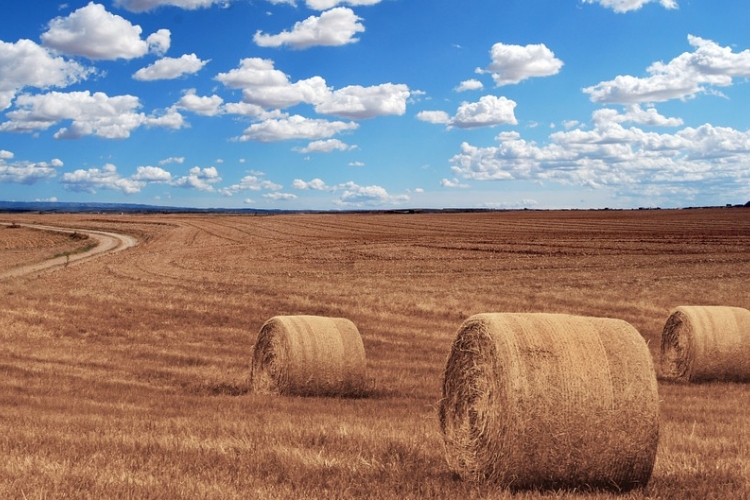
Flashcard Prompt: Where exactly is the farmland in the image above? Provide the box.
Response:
[1,208,749,499]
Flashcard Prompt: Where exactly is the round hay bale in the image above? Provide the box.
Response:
[660,305,750,383]
[250,315,367,397]
[439,313,659,491]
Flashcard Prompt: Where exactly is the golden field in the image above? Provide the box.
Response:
[1,208,749,499]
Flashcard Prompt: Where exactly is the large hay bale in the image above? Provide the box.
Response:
[439,313,659,491]
[250,315,367,396]
[660,305,750,382]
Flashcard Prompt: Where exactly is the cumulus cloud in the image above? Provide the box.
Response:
[296,139,355,153]
[172,166,221,191]
[305,0,382,10]
[216,58,330,109]
[216,58,411,119]
[219,175,282,196]
[416,110,450,125]
[291,177,409,206]
[41,2,168,60]
[114,0,232,13]
[418,95,517,129]
[132,165,173,183]
[584,35,750,104]
[0,90,185,138]
[337,181,409,206]
[159,157,185,165]
[146,29,172,56]
[315,83,410,119]
[254,7,364,49]
[582,0,678,14]
[133,54,208,81]
[441,178,469,188]
[0,152,63,185]
[236,114,358,142]
[60,163,169,194]
[448,107,750,206]
[477,42,563,86]
[455,79,484,92]
[263,192,297,201]
[592,105,683,127]
[292,177,333,190]
[0,39,93,111]
[174,89,224,116]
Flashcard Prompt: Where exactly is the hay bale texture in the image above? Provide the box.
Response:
[660,305,750,382]
[250,315,367,396]
[439,313,659,491]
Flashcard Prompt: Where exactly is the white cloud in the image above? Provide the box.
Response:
[478,42,563,86]
[131,165,172,182]
[0,39,93,111]
[448,108,750,206]
[242,76,330,109]
[146,29,172,57]
[115,0,231,13]
[159,156,185,165]
[41,2,167,60]
[418,96,518,129]
[174,89,224,116]
[292,178,332,190]
[133,54,208,81]
[592,105,683,127]
[455,79,484,92]
[315,83,410,119]
[0,153,62,185]
[254,7,364,49]
[219,175,282,196]
[337,181,409,206]
[584,35,750,104]
[236,115,358,142]
[291,178,408,206]
[264,192,298,201]
[416,110,450,125]
[0,90,184,138]
[172,166,222,191]
[61,163,156,194]
[215,58,290,88]
[305,0,382,10]
[441,178,469,188]
[296,139,355,153]
[582,0,678,14]
[216,58,330,109]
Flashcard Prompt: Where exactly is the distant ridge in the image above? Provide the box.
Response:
[0,201,288,214]
[0,200,748,214]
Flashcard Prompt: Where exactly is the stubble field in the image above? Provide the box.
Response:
[1,208,749,499]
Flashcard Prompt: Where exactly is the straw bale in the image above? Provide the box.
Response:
[250,315,367,396]
[660,305,750,382]
[439,313,659,491]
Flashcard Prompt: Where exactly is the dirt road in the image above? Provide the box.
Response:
[0,223,138,279]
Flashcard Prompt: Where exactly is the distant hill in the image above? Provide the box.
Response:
[0,201,288,214]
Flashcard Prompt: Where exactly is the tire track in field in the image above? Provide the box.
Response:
[0,223,138,280]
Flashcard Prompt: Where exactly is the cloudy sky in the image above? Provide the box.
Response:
[1,0,749,209]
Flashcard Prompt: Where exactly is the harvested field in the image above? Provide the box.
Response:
[1,208,749,499]
[0,223,92,270]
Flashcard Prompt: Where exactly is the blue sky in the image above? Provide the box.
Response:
[1,0,749,210]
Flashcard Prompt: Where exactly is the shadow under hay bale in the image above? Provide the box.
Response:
[439,313,659,492]
[250,315,367,397]
[660,305,750,383]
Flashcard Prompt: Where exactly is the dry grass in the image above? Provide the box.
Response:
[1,208,749,498]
